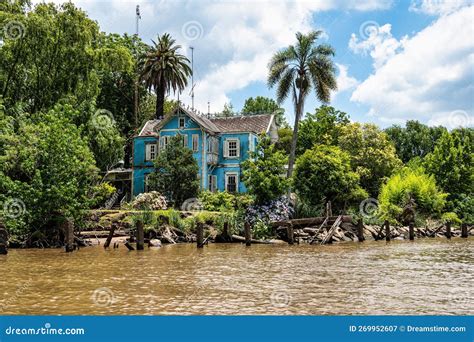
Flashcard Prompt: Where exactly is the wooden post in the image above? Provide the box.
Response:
[384,220,390,242]
[244,222,251,246]
[0,224,8,255]
[64,219,75,252]
[136,220,144,250]
[104,224,116,249]
[326,201,332,217]
[287,223,294,245]
[445,222,451,239]
[124,241,135,250]
[197,222,204,248]
[357,218,365,242]
[409,222,414,241]
[461,223,468,238]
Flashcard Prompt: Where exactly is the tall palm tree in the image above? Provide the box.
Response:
[268,31,337,179]
[140,33,192,119]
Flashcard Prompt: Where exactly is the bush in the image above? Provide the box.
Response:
[245,196,293,226]
[89,182,116,208]
[199,191,253,212]
[378,167,447,224]
[131,191,168,210]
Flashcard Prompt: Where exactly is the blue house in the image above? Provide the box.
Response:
[131,104,278,197]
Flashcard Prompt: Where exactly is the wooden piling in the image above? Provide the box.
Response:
[409,222,414,241]
[64,219,75,252]
[136,220,144,250]
[104,224,116,249]
[244,222,251,246]
[461,223,468,238]
[287,223,294,245]
[197,222,204,248]
[445,222,451,239]
[384,220,390,242]
[0,224,8,255]
[357,219,365,242]
[124,241,135,250]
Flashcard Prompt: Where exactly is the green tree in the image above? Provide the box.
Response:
[294,145,367,211]
[139,33,191,119]
[385,121,446,163]
[268,31,337,179]
[424,129,473,220]
[0,106,99,238]
[242,135,290,204]
[338,123,402,196]
[241,96,287,127]
[297,105,349,154]
[220,102,235,117]
[378,167,447,224]
[275,127,293,155]
[149,135,199,207]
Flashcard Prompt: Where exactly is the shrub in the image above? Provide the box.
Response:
[89,182,116,208]
[199,191,253,212]
[245,196,293,226]
[378,167,447,224]
[131,191,168,210]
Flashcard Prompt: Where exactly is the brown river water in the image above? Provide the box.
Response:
[0,238,473,315]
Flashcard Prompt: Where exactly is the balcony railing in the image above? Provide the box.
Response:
[207,152,218,165]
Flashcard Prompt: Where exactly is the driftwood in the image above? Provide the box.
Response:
[272,215,352,228]
[309,216,329,245]
[124,241,135,250]
[321,215,343,245]
[231,235,273,244]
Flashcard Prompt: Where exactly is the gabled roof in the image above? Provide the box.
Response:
[210,114,274,134]
[136,104,275,137]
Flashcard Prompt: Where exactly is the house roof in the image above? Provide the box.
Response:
[210,114,274,134]
[136,104,275,137]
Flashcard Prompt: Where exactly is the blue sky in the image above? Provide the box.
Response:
[34,0,473,128]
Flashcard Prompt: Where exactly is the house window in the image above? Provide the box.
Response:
[145,143,157,161]
[225,173,238,193]
[224,138,240,158]
[208,136,219,154]
[160,136,171,151]
[178,117,186,128]
[208,175,217,192]
[192,134,199,152]
[178,134,188,148]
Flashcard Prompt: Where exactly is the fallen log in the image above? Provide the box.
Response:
[231,235,273,244]
[271,215,352,228]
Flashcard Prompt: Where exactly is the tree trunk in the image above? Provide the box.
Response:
[155,84,166,120]
[287,90,304,179]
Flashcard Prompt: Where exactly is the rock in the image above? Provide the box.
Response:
[394,236,404,240]
[149,239,162,247]
[268,239,287,244]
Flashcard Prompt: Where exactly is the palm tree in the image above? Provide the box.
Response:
[140,33,192,119]
[268,31,337,179]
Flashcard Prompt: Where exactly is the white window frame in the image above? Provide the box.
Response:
[145,143,157,161]
[160,136,171,151]
[208,175,217,192]
[180,134,188,148]
[224,138,240,158]
[178,117,186,128]
[192,134,199,152]
[225,172,238,193]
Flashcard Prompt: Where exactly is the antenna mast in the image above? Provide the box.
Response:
[190,46,194,111]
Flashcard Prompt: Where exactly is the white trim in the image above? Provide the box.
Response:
[224,138,240,159]
[160,128,201,132]
[145,143,157,161]
[266,114,275,133]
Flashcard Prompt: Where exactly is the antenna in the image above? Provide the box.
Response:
[136,5,141,36]
[208,101,210,116]
[190,46,194,111]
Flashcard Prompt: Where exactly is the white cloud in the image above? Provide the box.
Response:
[409,0,472,15]
[350,6,474,126]
[349,23,407,69]
[334,63,359,94]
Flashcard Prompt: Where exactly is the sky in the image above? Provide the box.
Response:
[33,0,474,128]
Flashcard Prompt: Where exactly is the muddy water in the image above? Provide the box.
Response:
[0,239,472,315]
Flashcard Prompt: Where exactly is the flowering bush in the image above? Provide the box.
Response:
[245,196,293,226]
[131,191,168,210]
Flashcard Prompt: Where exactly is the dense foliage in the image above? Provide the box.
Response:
[242,136,290,205]
[199,191,253,212]
[149,135,199,208]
